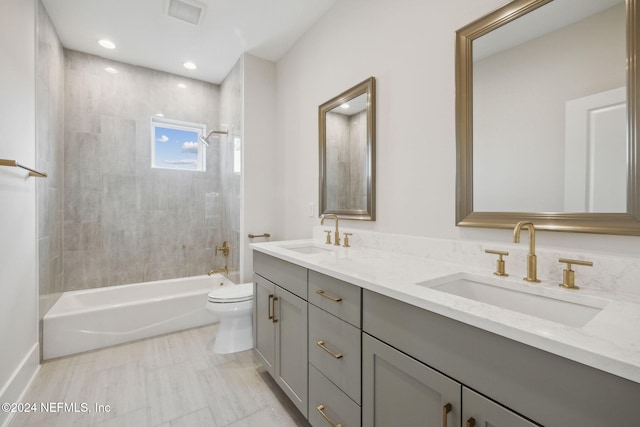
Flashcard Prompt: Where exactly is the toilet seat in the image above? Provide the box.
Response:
[208,283,253,303]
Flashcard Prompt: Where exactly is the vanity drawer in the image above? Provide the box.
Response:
[253,251,308,299]
[309,304,361,403]
[309,364,361,427]
[308,270,361,327]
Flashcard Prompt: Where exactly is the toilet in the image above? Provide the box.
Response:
[206,282,254,354]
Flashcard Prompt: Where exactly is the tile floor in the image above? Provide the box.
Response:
[9,324,310,427]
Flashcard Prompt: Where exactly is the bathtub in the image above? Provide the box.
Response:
[43,274,235,360]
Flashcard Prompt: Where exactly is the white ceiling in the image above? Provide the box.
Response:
[42,0,337,84]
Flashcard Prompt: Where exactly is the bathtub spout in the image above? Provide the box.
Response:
[208,266,229,276]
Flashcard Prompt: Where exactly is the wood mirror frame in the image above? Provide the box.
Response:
[455,0,640,235]
[319,77,376,220]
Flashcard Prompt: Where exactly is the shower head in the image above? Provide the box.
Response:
[199,129,229,146]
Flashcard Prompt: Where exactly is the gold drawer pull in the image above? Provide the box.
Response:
[316,404,343,427]
[466,417,476,427]
[272,296,278,323]
[442,403,452,427]
[316,289,342,302]
[316,340,343,359]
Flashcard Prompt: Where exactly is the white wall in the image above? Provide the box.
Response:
[276,0,640,256]
[473,4,625,212]
[0,0,40,424]
[241,54,281,281]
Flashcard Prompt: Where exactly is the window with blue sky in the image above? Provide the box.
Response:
[151,118,206,171]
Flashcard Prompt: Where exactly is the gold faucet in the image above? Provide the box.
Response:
[513,221,541,283]
[320,214,340,246]
[208,265,229,276]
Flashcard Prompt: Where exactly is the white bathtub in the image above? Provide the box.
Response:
[43,274,235,360]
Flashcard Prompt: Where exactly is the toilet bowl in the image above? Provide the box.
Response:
[206,282,254,354]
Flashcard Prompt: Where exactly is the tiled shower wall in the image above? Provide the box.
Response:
[63,50,228,291]
[325,110,367,210]
[36,0,65,315]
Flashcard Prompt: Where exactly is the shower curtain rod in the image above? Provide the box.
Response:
[0,159,47,178]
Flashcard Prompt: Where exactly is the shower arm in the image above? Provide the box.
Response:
[199,129,229,146]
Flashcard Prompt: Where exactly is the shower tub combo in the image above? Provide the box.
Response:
[43,274,234,360]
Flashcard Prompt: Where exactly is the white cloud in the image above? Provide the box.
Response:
[158,135,169,143]
[181,141,199,153]
[164,159,198,165]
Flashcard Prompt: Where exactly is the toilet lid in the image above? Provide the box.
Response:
[208,282,253,303]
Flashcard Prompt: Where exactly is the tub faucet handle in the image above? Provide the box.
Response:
[216,241,231,257]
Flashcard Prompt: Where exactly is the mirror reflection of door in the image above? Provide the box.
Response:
[564,87,627,212]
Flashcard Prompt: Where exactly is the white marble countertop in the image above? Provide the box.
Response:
[251,239,640,385]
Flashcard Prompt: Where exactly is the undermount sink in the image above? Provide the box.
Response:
[417,273,605,328]
[281,243,335,255]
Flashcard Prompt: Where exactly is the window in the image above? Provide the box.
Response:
[151,117,206,171]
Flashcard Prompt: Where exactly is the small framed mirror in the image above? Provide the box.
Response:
[319,77,376,220]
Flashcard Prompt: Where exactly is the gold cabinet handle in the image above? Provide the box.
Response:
[316,404,343,427]
[316,340,343,359]
[316,289,342,302]
[271,296,278,323]
[267,294,274,320]
[466,417,476,427]
[442,403,452,427]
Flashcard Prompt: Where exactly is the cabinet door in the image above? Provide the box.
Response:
[254,274,276,376]
[363,333,461,427]
[275,286,308,418]
[462,388,537,427]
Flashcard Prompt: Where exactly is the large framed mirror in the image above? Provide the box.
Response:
[319,77,376,220]
[456,0,640,235]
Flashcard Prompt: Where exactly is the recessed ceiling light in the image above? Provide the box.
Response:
[177,83,188,89]
[155,113,164,117]
[340,103,350,109]
[98,39,116,49]
[104,67,118,74]
[183,62,197,70]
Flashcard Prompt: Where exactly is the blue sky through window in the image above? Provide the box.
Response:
[152,124,203,170]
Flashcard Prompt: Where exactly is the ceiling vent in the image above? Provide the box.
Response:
[166,0,206,26]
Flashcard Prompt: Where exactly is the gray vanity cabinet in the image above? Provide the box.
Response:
[308,271,362,427]
[363,288,640,426]
[253,252,308,418]
[462,387,537,427]
[362,333,462,427]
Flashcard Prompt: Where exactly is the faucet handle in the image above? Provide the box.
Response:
[216,241,231,257]
[343,233,352,248]
[485,249,509,277]
[558,258,593,290]
[324,230,332,245]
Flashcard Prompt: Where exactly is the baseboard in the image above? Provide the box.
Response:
[0,343,40,427]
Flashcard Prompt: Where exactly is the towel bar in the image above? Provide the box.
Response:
[0,159,47,178]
